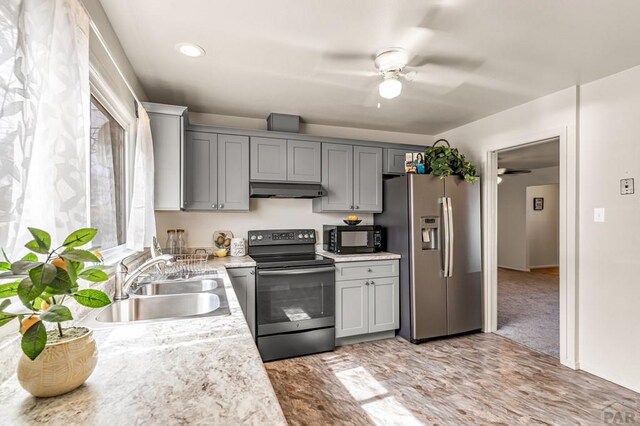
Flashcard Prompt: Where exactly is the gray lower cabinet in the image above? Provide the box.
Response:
[314,143,382,213]
[227,267,256,338]
[185,131,249,211]
[383,148,409,175]
[144,103,187,210]
[334,260,400,339]
[251,137,321,183]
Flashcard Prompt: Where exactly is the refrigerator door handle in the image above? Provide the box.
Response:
[440,197,449,277]
[447,197,454,277]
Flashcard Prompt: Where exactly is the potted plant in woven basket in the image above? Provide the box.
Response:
[423,139,478,183]
[0,227,111,397]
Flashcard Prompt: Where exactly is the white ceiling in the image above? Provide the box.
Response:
[498,138,559,170]
[101,0,640,135]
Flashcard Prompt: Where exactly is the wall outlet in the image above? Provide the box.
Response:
[620,178,634,195]
[594,208,605,223]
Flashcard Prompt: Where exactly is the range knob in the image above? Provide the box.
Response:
[304,234,309,239]
[309,231,314,238]
[298,233,303,239]
[250,235,257,241]
[257,235,263,240]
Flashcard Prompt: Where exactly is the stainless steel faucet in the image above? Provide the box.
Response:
[114,254,174,301]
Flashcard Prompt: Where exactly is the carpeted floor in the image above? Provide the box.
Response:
[496,267,559,357]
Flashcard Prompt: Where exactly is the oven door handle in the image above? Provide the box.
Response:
[257,266,336,276]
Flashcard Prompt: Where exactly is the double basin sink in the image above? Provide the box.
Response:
[83,277,230,327]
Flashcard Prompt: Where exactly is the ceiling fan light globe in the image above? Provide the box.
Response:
[379,78,402,99]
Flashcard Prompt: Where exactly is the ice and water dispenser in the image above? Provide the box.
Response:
[421,216,439,250]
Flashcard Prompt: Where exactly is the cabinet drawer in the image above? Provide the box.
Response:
[335,260,399,281]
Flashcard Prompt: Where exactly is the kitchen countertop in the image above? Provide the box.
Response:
[0,260,284,425]
[316,250,401,262]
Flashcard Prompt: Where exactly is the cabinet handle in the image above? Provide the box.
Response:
[350,205,354,210]
[211,204,217,209]
[367,268,372,272]
[249,270,255,275]
[365,281,370,285]
[370,280,375,285]
[219,203,224,209]
[355,206,360,209]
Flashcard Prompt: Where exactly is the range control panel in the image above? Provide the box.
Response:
[248,229,316,246]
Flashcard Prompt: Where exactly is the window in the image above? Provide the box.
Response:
[89,96,127,250]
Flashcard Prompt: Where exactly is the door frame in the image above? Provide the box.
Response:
[485,125,579,369]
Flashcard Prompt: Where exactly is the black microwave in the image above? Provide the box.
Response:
[323,225,383,254]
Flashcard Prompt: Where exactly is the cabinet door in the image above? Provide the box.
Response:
[185,131,217,210]
[383,148,408,175]
[287,140,321,182]
[148,111,183,210]
[218,134,249,211]
[250,137,287,181]
[227,267,256,338]
[335,279,368,338]
[368,276,399,333]
[353,146,383,212]
[317,143,353,212]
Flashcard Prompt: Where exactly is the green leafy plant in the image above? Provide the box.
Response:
[0,227,111,360]
[423,139,478,183]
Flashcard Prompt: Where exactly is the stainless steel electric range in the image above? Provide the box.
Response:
[248,229,335,361]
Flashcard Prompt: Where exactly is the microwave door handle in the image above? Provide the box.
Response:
[257,267,336,276]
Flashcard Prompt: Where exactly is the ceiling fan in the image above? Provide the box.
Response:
[317,6,484,105]
[496,167,531,184]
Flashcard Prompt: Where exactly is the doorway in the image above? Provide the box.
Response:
[483,125,578,369]
[495,139,560,357]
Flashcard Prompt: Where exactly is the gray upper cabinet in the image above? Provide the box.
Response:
[250,137,287,181]
[218,134,249,211]
[353,146,383,212]
[185,132,218,210]
[287,140,321,182]
[383,148,409,175]
[315,143,353,212]
[144,103,187,211]
[185,131,249,211]
[251,137,321,183]
[314,143,382,213]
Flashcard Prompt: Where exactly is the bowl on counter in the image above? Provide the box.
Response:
[343,219,362,225]
[214,249,228,257]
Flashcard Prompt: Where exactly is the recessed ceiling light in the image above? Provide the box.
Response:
[176,43,205,57]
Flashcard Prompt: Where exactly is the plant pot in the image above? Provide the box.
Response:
[17,327,98,398]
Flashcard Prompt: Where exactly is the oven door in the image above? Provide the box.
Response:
[256,265,335,336]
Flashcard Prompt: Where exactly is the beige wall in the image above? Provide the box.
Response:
[578,64,640,392]
[189,112,434,146]
[155,198,373,248]
[526,184,560,268]
[498,167,559,270]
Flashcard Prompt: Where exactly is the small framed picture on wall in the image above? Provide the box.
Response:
[533,197,544,211]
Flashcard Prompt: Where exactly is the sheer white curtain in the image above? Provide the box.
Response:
[126,106,156,251]
[0,0,90,259]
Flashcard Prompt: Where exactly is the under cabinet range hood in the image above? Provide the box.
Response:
[249,182,327,199]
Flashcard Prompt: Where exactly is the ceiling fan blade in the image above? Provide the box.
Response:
[323,51,375,62]
[409,54,484,70]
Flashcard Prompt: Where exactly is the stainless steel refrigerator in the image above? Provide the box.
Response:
[375,174,482,342]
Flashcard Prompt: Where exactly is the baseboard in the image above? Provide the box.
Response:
[580,361,640,394]
[498,265,530,272]
[336,330,395,347]
[530,264,560,269]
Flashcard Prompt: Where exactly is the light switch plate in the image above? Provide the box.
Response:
[620,178,634,195]
[594,208,605,223]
